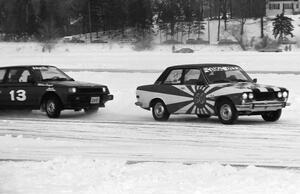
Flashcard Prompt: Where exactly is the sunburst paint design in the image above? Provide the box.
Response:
[137,82,285,115]
[167,85,225,115]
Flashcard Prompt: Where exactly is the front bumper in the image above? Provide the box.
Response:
[236,100,290,112]
[66,94,113,109]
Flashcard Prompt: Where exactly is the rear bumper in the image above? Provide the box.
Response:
[236,101,290,112]
[135,101,150,110]
[135,102,143,107]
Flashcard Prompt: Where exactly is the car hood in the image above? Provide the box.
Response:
[43,81,106,88]
[210,82,286,94]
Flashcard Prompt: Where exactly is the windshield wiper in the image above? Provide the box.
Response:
[230,79,249,82]
[213,80,231,83]
[42,77,69,81]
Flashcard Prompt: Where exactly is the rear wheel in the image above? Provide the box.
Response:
[45,97,62,118]
[152,101,170,121]
[217,99,238,124]
[262,109,282,122]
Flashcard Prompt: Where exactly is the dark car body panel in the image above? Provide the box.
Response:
[0,65,113,111]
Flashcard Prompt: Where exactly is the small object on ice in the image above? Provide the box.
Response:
[173,48,194,53]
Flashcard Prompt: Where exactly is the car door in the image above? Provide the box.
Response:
[1,67,41,109]
[0,68,8,108]
[178,68,207,114]
[183,68,215,115]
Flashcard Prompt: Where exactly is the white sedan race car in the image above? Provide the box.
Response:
[135,64,290,124]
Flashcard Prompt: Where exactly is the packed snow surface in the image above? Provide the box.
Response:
[1,158,300,194]
[0,43,300,193]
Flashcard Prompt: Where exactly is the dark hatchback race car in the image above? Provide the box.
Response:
[0,65,113,118]
[135,64,290,124]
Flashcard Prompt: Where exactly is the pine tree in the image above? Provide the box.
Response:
[272,13,294,41]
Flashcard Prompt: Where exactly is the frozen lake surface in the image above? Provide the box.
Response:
[0,44,300,194]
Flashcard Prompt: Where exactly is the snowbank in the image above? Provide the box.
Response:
[0,158,299,194]
[0,42,300,73]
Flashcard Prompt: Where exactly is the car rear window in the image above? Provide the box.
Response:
[164,69,183,84]
[0,69,6,83]
[7,68,31,83]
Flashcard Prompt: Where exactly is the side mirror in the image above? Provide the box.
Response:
[253,78,257,83]
[197,81,206,85]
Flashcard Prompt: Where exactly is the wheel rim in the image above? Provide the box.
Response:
[47,101,56,114]
[154,103,165,118]
[220,104,232,121]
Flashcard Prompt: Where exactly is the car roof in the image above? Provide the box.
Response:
[0,65,56,69]
[167,63,240,69]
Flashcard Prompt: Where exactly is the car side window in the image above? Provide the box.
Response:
[7,69,31,83]
[183,69,201,84]
[0,69,6,83]
[164,69,183,84]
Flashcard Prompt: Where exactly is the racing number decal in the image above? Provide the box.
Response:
[9,90,27,101]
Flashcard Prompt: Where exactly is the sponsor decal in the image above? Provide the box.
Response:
[38,83,54,87]
[204,66,240,73]
[32,66,48,70]
[46,87,56,92]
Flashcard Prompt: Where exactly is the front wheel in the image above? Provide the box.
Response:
[262,109,282,122]
[152,101,170,121]
[45,97,62,118]
[217,99,238,124]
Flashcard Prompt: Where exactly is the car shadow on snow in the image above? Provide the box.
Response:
[168,115,278,126]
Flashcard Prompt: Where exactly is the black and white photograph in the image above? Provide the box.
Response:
[0,0,299,193]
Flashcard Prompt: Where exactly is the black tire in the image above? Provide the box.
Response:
[217,99,238,124]
[152,100,170,121]
[197,114,211,119]
[45,97,62,118]
[84,107,99,114]
[262,109,282,122]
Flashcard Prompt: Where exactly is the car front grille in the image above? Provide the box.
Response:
[254,92,277,101]
[77,88,103,93]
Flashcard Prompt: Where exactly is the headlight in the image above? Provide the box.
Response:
[248,93,254,100]
[68,87,77,93]
[102,87,107,93]
[242,93,248,100]
[277,92,283,98]
[283,91,288,98]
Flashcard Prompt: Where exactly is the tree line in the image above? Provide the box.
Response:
[0,0,266,41]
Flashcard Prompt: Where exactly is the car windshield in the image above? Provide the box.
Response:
[203,66,251,84]
[32,66,72,81]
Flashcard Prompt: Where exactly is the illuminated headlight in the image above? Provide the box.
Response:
[242,93,248,100]
[248,93,254,100]
[102,87,107,93]
[277,92,283,98]
[283,91,288,98]
[68,87,77,93]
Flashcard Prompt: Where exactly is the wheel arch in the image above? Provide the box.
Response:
[149,98,165,108]
[40,92,63,111]
[215,96,235,112]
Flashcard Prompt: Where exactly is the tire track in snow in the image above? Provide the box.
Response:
[0,118,300,168]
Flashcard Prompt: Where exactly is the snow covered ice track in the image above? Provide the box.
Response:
[0,71,300,169]
[0,117,300,168]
